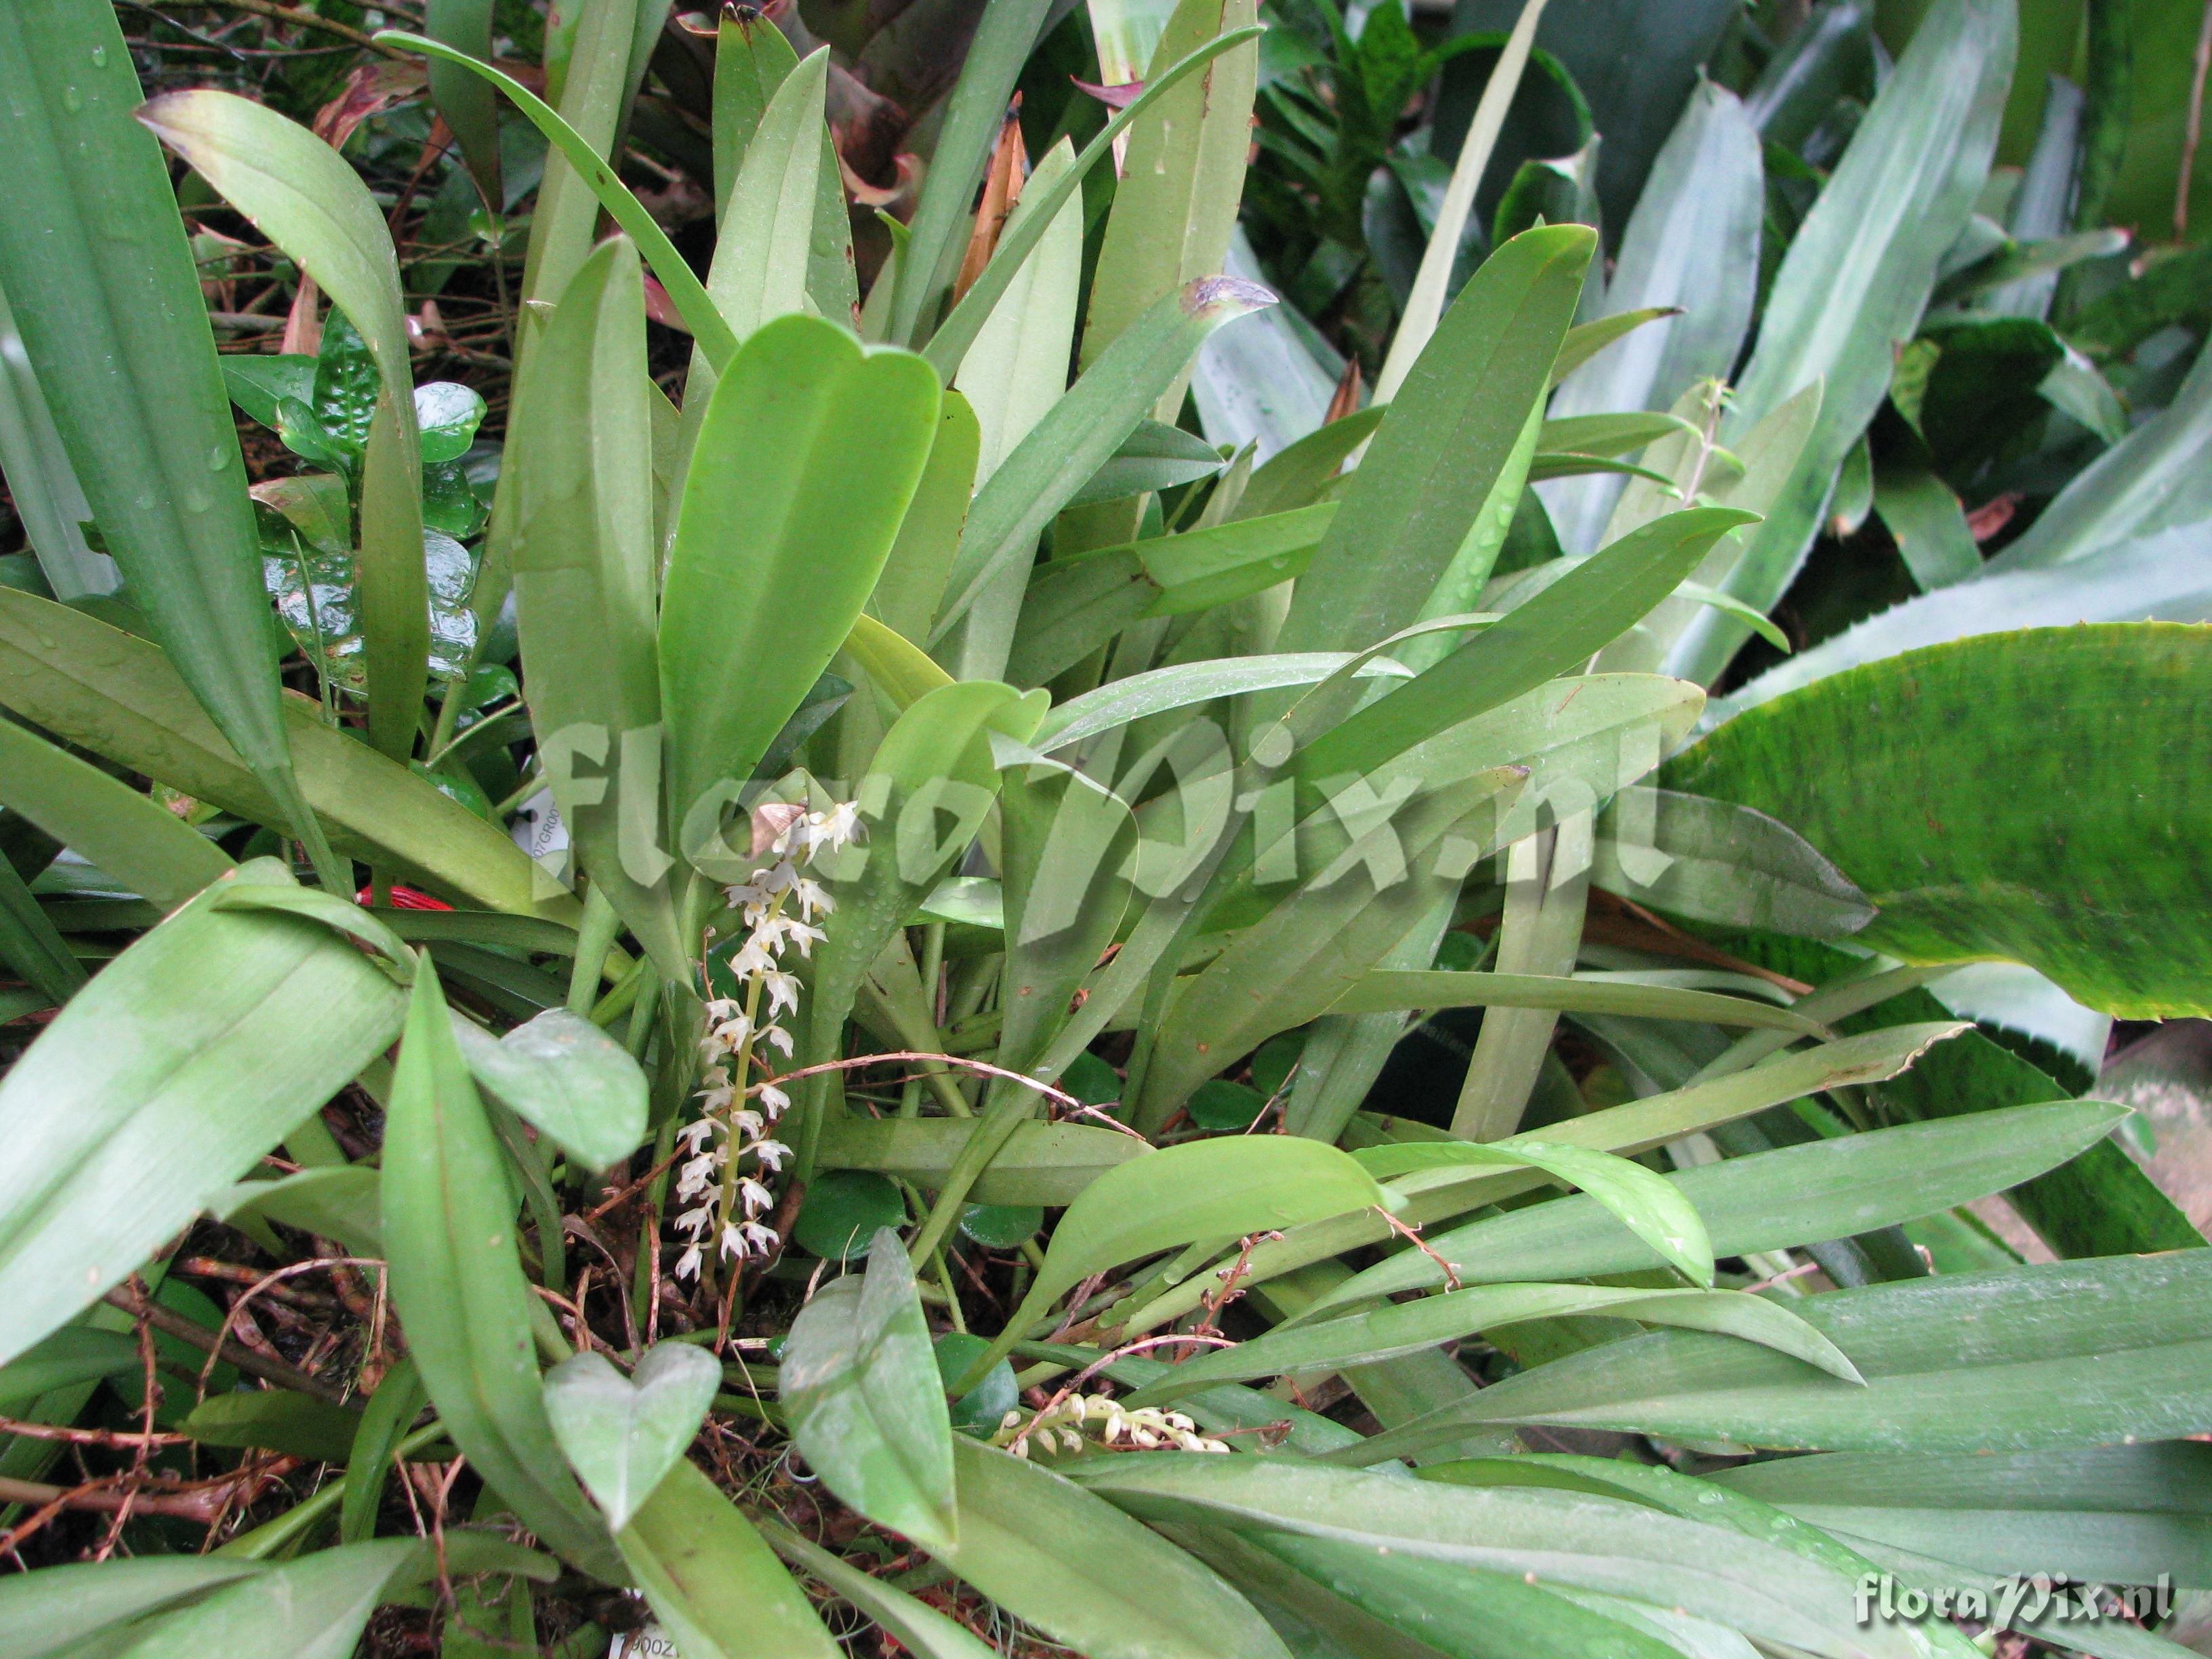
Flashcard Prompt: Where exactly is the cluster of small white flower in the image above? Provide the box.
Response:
[670,800,861,1282]
[994,1393,1231,1458]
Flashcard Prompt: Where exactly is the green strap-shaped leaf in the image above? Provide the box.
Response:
[140,89,428,764]
[380,958,621,1578]
[1671,624,2212,1017]
[1127,1280,1857,1406]
[0,2,328,881]
[935,278,1275,638]
[0,842,83,1008]
[1544,79,1763,555]
[662,314,941,843]
[1296,506,1757,783]
[760,1517,998,1659]
[0,715,233,911]
[1273,225,1593,666]
[0,1556,267,1659]
[1313,1096,2121,1316]
[0,589,558,916]
[1326,968,1823,1031]
[1080,0,1259,399]
[1352,1251,2212,1462]
[616,1459,840,1658]
[505,236,683,970]
[1065,1455,1916,1659]
[958,1138,1390,1391]
[340,1357,428,1544]
[814,1115,1150,1206]
[424,0,500,203]
[1586,785,1874,940]
[932,1435,1293,1659]
[783,1229,958,1549]
[1121,1023,1973,1335]
[0,860,405,1367]
[869,391,981,647]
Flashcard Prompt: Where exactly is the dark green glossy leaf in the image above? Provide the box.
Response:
[792,1172,906,1263]
[181,1388,363,1465]
[814,1115,1149,1206]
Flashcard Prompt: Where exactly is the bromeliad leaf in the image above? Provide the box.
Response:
[544,1342,722,1531]
[1352,1137,1716,1285]
[782,1228,958,1549]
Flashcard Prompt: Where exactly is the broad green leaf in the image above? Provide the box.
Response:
[1082,0,1259,412]
[783,1229,958,1549]
[1296,507,1756,782]
[964,1136,1391,1390]
[662,314,940,839]
[761,1518,998,1659]
[506,237,680,968]
[0,590,556,916]
[935,278,1276,636]
[1066,1456,1916,1659]
[869,392,981,647]
[1324,968,1826,1031]
[616,1459,839,1659]
[1128,1280,1858,1406]
[0,1327,140,1410]
[794,1173,907,1263]
[0,725,231,916]
[1670,624,2212,1017]
[1141,505,1338,615]
[1544,80,1763,555]
[1715,525,2212,718]
[1671,0,2015,682]
[1589,785,1873,939]
[0,1556,266,1659]
[0,4,326,876]
[380,958,619,1578]
[453,1006,648,1170]
[814,1114,1150,1205]
[1360,1252,2212,1458]
[544,1342,721,1531]
[341,1357,428,1544]
[1033,650,1408,752]
[1314,1097,2124,1315]
[181,1388,363,1464]
[1122,1025,1975,1334]
[1353,1136,1715,1285]
[1276,226,1594,663]
[932,1434,1291,1659]
[140,89,428,764]
[0,861,403,1366]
